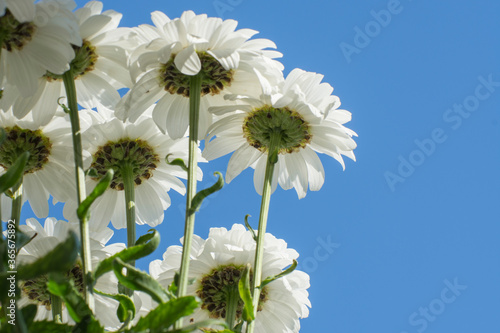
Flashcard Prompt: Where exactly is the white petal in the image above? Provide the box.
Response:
[174,45,201,76]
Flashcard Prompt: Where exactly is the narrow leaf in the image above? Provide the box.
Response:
[93,229,159,281]
[17,231,78,280]
[77,169,114,219]
[0,128,5,147]
[15,228,36,254]
[259,260,297,289]
[238,264,254,322]
[72,315,104,333]
[47,273,93,323]
[165,154,188,172]
[94,289,136,323]
[112,258,173,303]
[85,167,98,178]
[57,97,70,114]
[189,172,224,214]
[243,215,257,242]
[0,151,29,194]
[21,304,37,328]
[129,296,199,332]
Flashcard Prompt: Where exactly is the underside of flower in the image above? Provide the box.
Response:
[45,40,98,81]
[0,10,37,52]
[243,105,312,154]
[21,263,83,310]
[197,265,268,320]
[90,138,159,190]
[0,126,52,174]
[160,52,234,97]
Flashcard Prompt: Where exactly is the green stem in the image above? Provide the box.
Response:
[175,73,202,329]
[225,285,240,330]
[62,71,94,311]
[11,178,23,228]
[121,163,136,265]
[51,296,63,323]
[246,131,281,333]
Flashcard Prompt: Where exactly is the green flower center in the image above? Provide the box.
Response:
[45,40,98,81]
[90,138,159,191]
[0,126,52,174]
[21,264,84,310]
[0,10,37,52]
[242,105,312,154]
[197,265,268,320]
[160,52,234,97]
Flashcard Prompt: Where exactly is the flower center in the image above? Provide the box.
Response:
[90,138,159,191]
[160,52,234,97]
[197,265,268,320]
[0,10,37,52]
[0,126,52,174]
[242,105,312,154]
[21,263,84,310]
[45,40,98,81]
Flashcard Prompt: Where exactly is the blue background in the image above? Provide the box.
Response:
[22,0,500,332]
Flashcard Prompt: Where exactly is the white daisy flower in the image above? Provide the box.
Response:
[203,68,358,199]
[63,107,202,231]
[0,109,76,218]
[0,0,81,97]
[16,217,129,329]
[2,0,136,125]
[116,10,283,139]
[150,224,311,333]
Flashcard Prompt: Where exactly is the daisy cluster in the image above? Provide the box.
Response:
[0,1,357,332]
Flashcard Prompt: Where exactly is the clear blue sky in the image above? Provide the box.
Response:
[23,0,500,331]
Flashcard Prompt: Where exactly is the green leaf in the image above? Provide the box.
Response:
[46,273,93,323]
[77,168,114,220]
[85,167,98,178]
[165,154,188,172]
[21,304,37,329]
[238,264,254,323]
[71,315,104,333]
[15,228,36,254]
[259,260,297,289]
[169,320,229,333]
[169,272,180,297]
[189,172,224,214]
[0,128,5,147]
[112,258,173,304]
[57,97,70,114]
[94,289,136,323]
[128,296,199,333]
[28,321,73,333]
[243,215,257,242]
[0,151,29,194]
[17,231,79,280]
[93,229,160,281]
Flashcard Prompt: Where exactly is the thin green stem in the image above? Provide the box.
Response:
[51,296,63,323]
[225,285,240,330]
[62,71,94,311]
[175,73,203,329]
[121,163,136,266]
[11,178,23,228]
[246,130,281,333]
